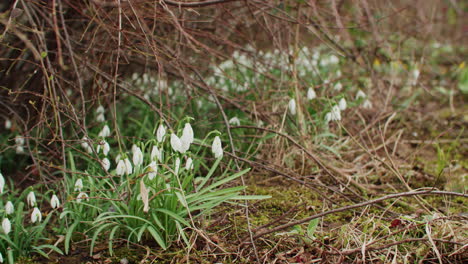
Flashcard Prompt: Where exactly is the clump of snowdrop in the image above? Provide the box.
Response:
[31,207,42,223]
[307,87,317,100]
[288,98,297,115]
[50,195,60,209]
[212,136,223,159]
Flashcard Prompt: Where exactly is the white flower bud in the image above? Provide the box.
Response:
[362,99,373,109]
[150,146,162,162]
[174,157,180,175]
[102,158,111,172]
[356,90,366,100]
[98,125,111,138]
[31,207,42,223]
[124,158,133,175]
[50,195,60,209]
[27,191,36,207]
[288,99,296,115]
[132,146,143,167]
[116,159,126,176]
[5,201,14,215]
[2,218,11,235]
[334,82,343,91]
[212,136,223,159]
[156,124,166,143]
[5,119,11,129]
[74,179,83,192]
[307,88,316,100]
[185,157,193,170]
[338,98,347,111]
[15,136,24,146]
[147,161,158,180]
[0,173,5,194]
[229,117,240,126]
[76,192,89,203]
[170,134,182,153]
[96,113,105,123]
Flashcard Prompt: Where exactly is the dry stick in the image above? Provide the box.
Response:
[191,70,261,264]
[246,190,467,241]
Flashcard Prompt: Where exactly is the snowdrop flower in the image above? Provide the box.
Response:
[5,201,14,215]
[212,136,223,159]
[362,99,373,109]
[50,194,60,209]
[15,136,24,146]
[81,137,93,154]
[334,82,343,91]
[410,69,420,86]
[132,146,143,167]
[96,113,105,123]
[0,251,3,263]
[307,88,316,100]
[27,191,36,206]
[15,145,24,154]
[124,158,133,175]
[147,161,158,180]
[185,157,193,170]
[229,117,241,126]
[102,158,111,172]
[98,125,111,138]
[174,157,181,175]
[0,173,4,194]
[150,146,162,162]
[31,207,42,223]
[329,54,339,64]
[156,124,166,143]
[96,105,105,115]
[325,105,342,123]
[180,123,194,153]
[288,98,296,115]
[74,179,83,191]
[116,159,126,176]
[76,192,89,203]
[356,90,366,100]
[5,119,11,129]
[2,218,11,235]
[97,140,110,156]
[170,133,182,153]
[115,154,122,164]
[338,98,347,111]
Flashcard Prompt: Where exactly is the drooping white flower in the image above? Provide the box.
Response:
[229,117,241,126]
[325,112,332,123]
[411,69,420,85]
[212,136,223,159]
[50,195,60,209]
[185,157,193,170]
[330,105,342,121]
[0,173,5,194]
[362,99,373,109]
[288,99,296,115]
[102,141,110,156]
[5,119,11,129]
[338,98,347,111]
[31,207,42,223]
[76,192,89,203]
[15,145,24,154]
[5,201,14,215]
[170,133,182,153]
[96,105,105,115]
[329,54,339,64]
[116,159,126,176]
[124,158,133,175]
[132,146,143,167]
[150,146,162,162]
[15,136,24,146]
[115,154,122,164]
[81,137,93,154]
[174,157,181,175]
[147,161,158,180]
[156,124,166,143]
[182,123,194,144]
[74,179,83,191]
[27,191,36,207]
[98,125,111,138]
[102,158,111,172]
[2,218,11,235]
[356,90,366,100]
[334,82,343,91]
[96,113,105,123]
[307,88,316,100]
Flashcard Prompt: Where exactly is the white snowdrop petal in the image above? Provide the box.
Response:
[288,99,296,115]
[212,136,223,159]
